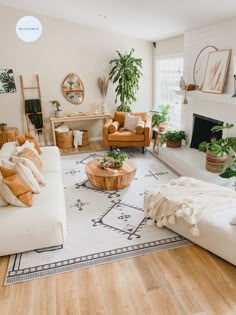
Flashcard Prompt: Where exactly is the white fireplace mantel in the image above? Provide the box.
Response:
[174,89,236,105]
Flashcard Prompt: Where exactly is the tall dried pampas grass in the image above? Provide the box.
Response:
[97,76,109,100]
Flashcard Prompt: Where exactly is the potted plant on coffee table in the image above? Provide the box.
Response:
[160,130,187,148]
[100,149,128,169]
[198,123,236,173]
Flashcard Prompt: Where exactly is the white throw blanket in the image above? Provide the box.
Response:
[144,177,236,236]
[73,130,84,147]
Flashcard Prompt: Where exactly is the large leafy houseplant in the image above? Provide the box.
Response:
[109,48,142,112]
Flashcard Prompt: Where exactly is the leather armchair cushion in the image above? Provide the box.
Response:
[108,121,120,133]
[108,130,144,142]
[114,112,126,127]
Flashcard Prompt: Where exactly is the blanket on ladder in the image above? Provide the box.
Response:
[144,177,236,236]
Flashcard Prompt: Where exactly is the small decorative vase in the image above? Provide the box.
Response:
[101,100,108,114]
[179,76,186,90]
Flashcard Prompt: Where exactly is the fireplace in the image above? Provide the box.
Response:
[190,114,223,149]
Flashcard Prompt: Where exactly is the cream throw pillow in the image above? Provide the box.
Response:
[16,148,42,171]
[12,156,46,186]
[124,113,141,132]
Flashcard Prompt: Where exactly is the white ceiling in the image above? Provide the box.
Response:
[1,0,236,41]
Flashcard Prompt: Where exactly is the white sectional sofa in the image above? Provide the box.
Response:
[0,142,67,256]
[144,176,236,266]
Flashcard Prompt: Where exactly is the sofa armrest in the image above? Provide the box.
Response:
[103,118,113,146]
[144,116,152,146]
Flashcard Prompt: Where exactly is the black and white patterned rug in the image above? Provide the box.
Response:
[5,149,190,285]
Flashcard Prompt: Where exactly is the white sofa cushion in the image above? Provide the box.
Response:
[166,208,236,266]
[40,146,61,173]
[0,142,18,159]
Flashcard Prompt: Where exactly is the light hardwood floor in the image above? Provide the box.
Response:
[0,141,236,315]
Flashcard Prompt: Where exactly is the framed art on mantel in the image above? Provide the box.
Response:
[201,49,231,94]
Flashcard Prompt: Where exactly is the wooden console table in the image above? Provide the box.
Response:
[50,113,111,146]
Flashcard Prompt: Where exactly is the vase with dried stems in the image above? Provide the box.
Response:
[97,76,109,114]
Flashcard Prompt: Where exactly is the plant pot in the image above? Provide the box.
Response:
[166,140,182,148]
[205,149,228,173]
[55,110,63,118]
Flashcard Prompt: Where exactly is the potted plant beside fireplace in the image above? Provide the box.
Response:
[160,130,187,148]
[198,123,236,173]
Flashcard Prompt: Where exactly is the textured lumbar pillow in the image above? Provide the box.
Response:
[108,121,120,133]
[124,113,141,132]
[135,120,145,134]
[0,166,32,207]
[16,140,39,157]
[17,132,42,155]
[15,148,42,171]
[11,155,46,186]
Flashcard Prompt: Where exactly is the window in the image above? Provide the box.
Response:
[154,54,184,129]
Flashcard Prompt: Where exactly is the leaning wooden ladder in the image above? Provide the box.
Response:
[20,74,48,145]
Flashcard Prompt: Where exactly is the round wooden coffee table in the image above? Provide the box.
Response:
[85,159,136,190]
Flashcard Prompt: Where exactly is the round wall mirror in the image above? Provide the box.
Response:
[193,45,217,89]
[61,73,85,104]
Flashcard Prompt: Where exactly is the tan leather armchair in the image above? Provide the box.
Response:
[103,112,152,153]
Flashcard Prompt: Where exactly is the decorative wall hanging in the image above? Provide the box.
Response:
[201,49,232,94]
[0,69,16,94]
[61,73,85,105]
[193,45,217,90]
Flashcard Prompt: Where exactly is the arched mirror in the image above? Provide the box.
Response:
[61,73,85,104]
[193,45,217,89]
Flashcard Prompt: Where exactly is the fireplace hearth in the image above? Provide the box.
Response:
[190,114,223,149]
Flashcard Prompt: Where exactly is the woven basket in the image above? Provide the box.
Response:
[81,129,89,146]
[55,130,73,149]
[166,140,182,148]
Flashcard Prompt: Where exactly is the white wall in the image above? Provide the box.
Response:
[182,18,236,141]
[0,5,153,143]
[154,35,184,56]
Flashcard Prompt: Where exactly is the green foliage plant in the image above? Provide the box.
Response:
[198,123,236,156]
[150,104,170,128]
[104,149,128,167]
[50,100,61,111]
[161,130,187,145]
[109,48,143,112]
